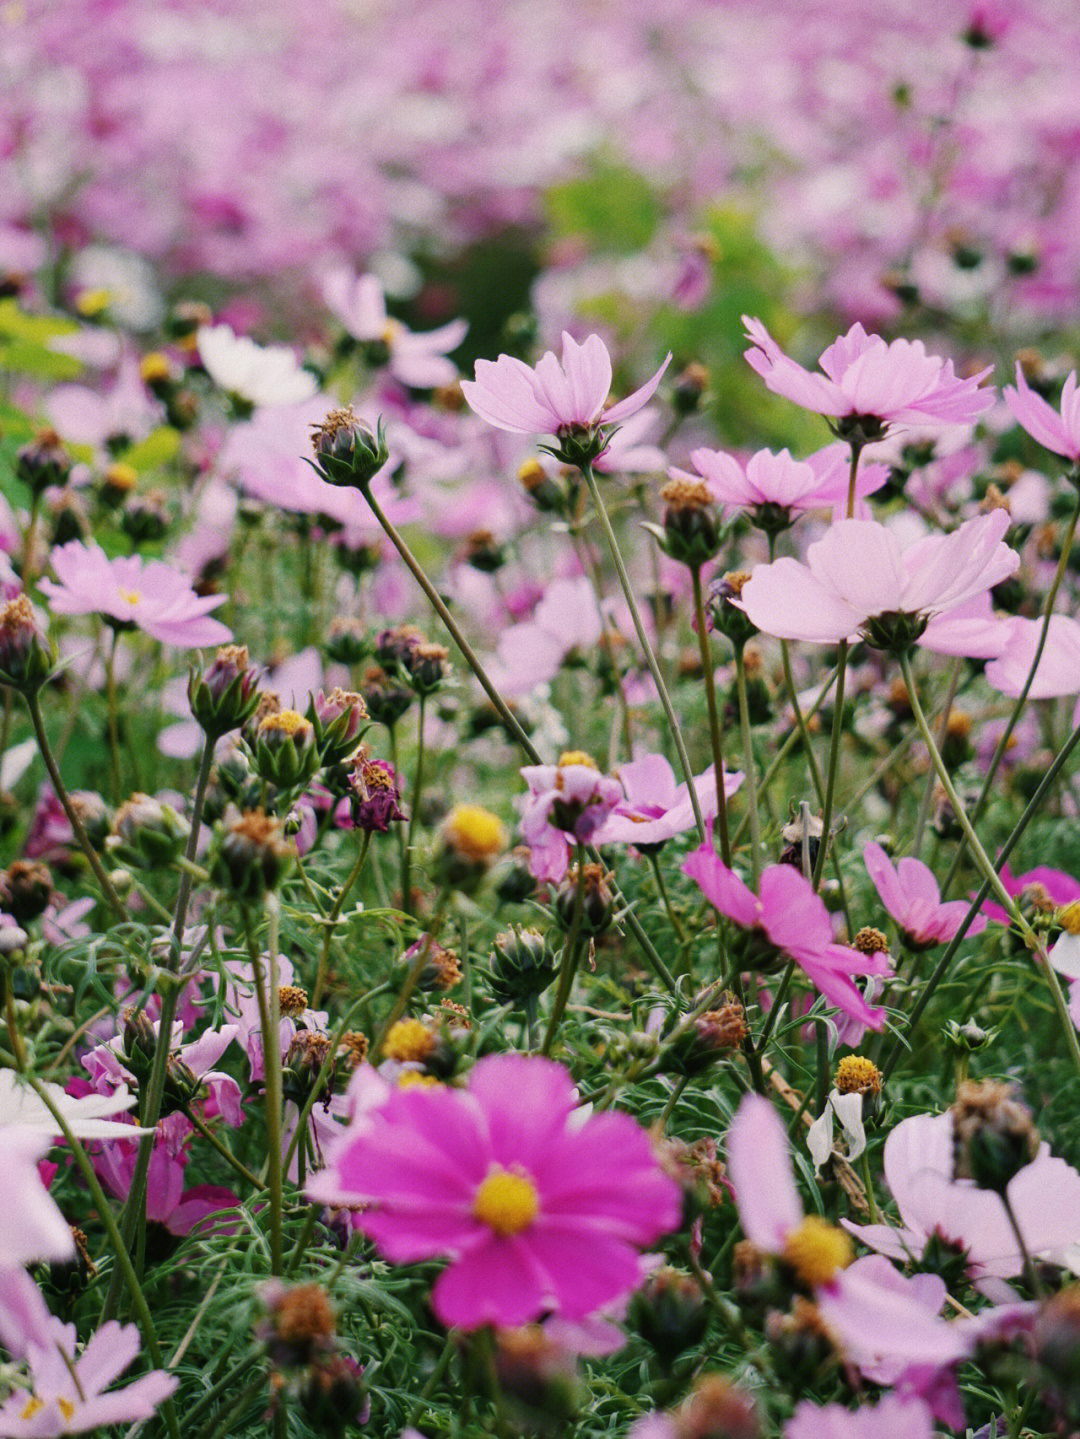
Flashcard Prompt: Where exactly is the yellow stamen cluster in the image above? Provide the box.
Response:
[557,750,598,770]
[278,985,309,1018]
[140,352,173,385]
[516,458,548,491]
[660,477,713,511]
[781,1215,853,1287]
[382,1017,436,1063]
[835,1055,882,1096]
[1057,901,1080,935]
[397,1069,438,1089]
[75,287,111,316]
[119,588,141,606]
[473,1165,540,1236]
[441,805,508,862]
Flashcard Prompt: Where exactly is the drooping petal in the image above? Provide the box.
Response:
[726,1093,803,1251]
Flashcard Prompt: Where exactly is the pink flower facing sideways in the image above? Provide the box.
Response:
[738,510,1019,652]
[684,848,891,1029]
[39,542,231,648]
[461,332,670,463]
[519,754,624,882]
[863,842,986,949]
[742,317,994,439]
[308,1052,681,1329]
[1004,363,1080,463]
[593,752,742,849]
[321,269,468,389]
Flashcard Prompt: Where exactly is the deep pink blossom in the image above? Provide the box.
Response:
[863,842,986,948]
[743,318,994,432]
[308,1052,680,1329]
[39,542,231,648]
[981,864,1080,926]
[684,849,890,1029]
[461,333,670,439]
[738,511,1018,649]
[1003,363,1080,462]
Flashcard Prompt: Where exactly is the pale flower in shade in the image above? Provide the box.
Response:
[1003,363,1080,462]
[737,510,1019,650]
[0,1128,75,1268]
[39,542,231,648]
[0,1070,148,1140]
[785,1395,935,1439]
[742,317,994,433]
[863,842,986,949]
[306,1052,680,1329]
[321,269,467,389]
[593,753,742,849]
[461,332,670,439]
[197,323,317,408]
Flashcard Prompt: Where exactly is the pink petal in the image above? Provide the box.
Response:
[726,1093,802,1251]
[431,1234,549,1328]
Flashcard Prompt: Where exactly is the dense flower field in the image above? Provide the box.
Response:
[4,1,1080,1436]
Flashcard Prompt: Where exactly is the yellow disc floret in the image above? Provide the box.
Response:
[442,805,508,862]
[781,1215,853,1287]
[1057,901,1080,935]
[258,708,311,739]
[835,1055,883,1096]
[396,1070,438,1089]
[558,750,597,770]
[473,1165,540,1236]
[382,1017,436,1063]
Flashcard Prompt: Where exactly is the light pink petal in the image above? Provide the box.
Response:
[1004,364,1077,459]
[560,332,612,425]
[739,556,863,644]
[726,1093,802,1251]
[604,352,672,423]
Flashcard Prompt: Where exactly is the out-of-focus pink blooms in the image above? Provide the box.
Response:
[0,1070,144,1141]
[461,332,670,438]
[94,1118,238,1238]
[519,757,623,881]
[738,511,1018,649]
[593,753,742,848]
[684,850,890,1029]
[743,317,994,432]
[592,408,667,474]
[308,1052,680,1329]
[981,864,1080,926]
[322,269,467,389]
[23,786,74,864]
[785,1394,934,1439]
[843,1110,1080,1277]
[491,576,604,696]
[1003,363,1080,462]
[0,1297,177,1435]
[197,323,317,408]
[675,443,886,528]
[986,614,1080,700]
[83,1020,242,1128]
[919,593,1013,660]
[39,542,231,648]
[0,1127,76,1267]
[47,357,159,456]
[863,842,986,948]
[42,896,96,947]
[726,1093,806,1255]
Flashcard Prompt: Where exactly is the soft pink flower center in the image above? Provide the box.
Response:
[473,1164,540,1235]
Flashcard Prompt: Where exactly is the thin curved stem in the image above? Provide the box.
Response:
[542,842,588,1056]
[313,830,371,1007]
[811,639,848,889]
[690,564,731,862]
[734,646,762,885]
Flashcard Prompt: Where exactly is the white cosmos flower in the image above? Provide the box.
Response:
[807,1088,867,1174]
[0,1070,149,1139]
[197,323,318,408]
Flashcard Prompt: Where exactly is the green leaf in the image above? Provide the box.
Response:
[545,162,662,253]
[120,426,182,471]
[0,298,80,343]
[0,338,84,380]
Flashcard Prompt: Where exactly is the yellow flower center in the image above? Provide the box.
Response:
[258,709,311,738]
[20,1398,44,1420]
[1057,901,1080,935]
[75,287,111,316]
[59,1399,75,1421]
[119,588,141,606]
[140,352,172,384]
[397,1069,438,1088]
[558,750,597,770]
[443,805,508,862]
[835,1055,882,1096]
[781,1215,853,1287]
[381,319,405,346]
[382,1017,435,1063]
[473,1165,540,1236]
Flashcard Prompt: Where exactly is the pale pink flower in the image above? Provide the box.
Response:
[593,753,742,848]
[1003,363,1080,462]
[863,842,986,948]
[985,613,1080,699]
[0,1127,75,1268]
[39,542,231,648]
[785,1394,934,1439]
[461,332,670,439]
[684,850,891,1029]
[322,269,468,389]
[738,511,1018,650]
[743,317,994,433]
[519,758,624,882]
[674,443,886,529]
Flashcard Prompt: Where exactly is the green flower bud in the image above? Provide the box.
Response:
[309,407,389,489]
[209,809,294,901]
[251,709,320,790]
[0,596,56,694]
[111,794,190,871]
[488,927,558,1007]
[189,645,261,739]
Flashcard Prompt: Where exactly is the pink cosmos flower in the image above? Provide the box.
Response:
[593,753,742,849]
[684,849,891,1029]
[307,1052,680,1329]
[0,1128,75,1268]
[843,1110,1080,1278]
[742,317,994,433]
[322,269,468,389]
[94,1114,239,1238]
[519,757,624,882]
[1003,363,1080,462]
[673,443,886,529]
[785,1395,934,1439]
[83,1020,243,1129]
[0,1271,177,1435]
[738,511,1018,650]
[981,864,1080,927]
[39,542,231,648]
[863,842,986,948]
[985,614,1080,701]
[461,332,671,440]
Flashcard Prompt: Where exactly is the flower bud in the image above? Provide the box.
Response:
[256,1281,337,1369]
[406,641,449,696]
[298,1355,367,1437]
[462,529,506,573]
[307,688,368,766]
[655,477,723,568]
[252,709,320,789]
[189,645,261,738]
[488,927,558,1007]
[554,862,614,937]
[667,1373,760,1439]
[765,1300,835,1398]
[111,794,190,871]
[628,1267,709,1366]
[431,805,508,893]
[1034,1286,1080,1418]
[324,616,369,666]
[517,458,567,514]
[494,1327,582,1433]
[16,429,71,497]
[943,1019,997,1055]
[778,807,824,874]
[401,934,462,993]
[309,407,389,489]
[282,1030,335,1106]
[49,494,87,546]
[98,461,139,508]
[494,845,538,903]
[210,809,294,900]
[347,755,405,832]
[834,1055,882,1097]
[358,664,413,727]
[548,421,611,469]
[0,595,56,693]
[0,860,53,923]
[660,995,749,1077]
[707,572,757,649]
[672,362,710,417]
[951,1079,1039,1194]
[121,490,170,545]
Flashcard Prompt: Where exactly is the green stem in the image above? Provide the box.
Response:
[374,894,449,1051]
[171,734,217,954]
[248,899,285,1275]
[690,564,731,863]
[541,843,588,1056]
[313,831,371,1007]
[811,639,848,889]
[183,1104,261,1190]
[403,693,425,915]
[581,462,704,841]
[104,628,122,803]
[912,657,962,858]
[734,646,762,885]
[859,1149,879,1225]
[648,851,686,945]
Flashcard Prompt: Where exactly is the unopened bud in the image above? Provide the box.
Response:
[309,407,389,490]
[951,1079,1039,1193]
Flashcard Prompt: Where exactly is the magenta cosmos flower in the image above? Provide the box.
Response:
[519,755,624,882]
[684,848,891,1029]
[1003,363,1080,462]
[738,510,1018,652]
[743,317,994,437]
[863,842,986,949]
[39,542,231,648]
[461,332,670,446]
[307,1052,680,1329]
